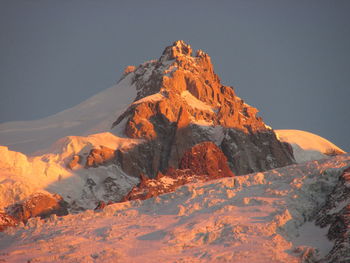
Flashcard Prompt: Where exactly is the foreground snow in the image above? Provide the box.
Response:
[275,129,346,163]
[1,154,349,263]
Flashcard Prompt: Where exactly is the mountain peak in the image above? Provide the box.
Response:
[160,40,210,62]
[160,40,193,61]
[111,41,295,177]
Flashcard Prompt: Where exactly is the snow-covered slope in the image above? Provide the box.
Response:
[275,129,346,163]
[0,73,137,155]
[0,132,141,211]
[1,154,349,263]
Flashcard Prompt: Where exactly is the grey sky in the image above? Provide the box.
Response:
[0,0,349,151]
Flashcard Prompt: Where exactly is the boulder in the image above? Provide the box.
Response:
[0,212,18,231]
[7,192,68,223]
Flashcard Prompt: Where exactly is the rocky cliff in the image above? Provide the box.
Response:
[123,141,234,201]
[111,40,295,178]
[315,166,350,262]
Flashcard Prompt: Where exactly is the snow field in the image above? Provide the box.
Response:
[1,154,349,263]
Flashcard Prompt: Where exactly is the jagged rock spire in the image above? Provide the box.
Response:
[112,40,295,178]
[160,40,193,61]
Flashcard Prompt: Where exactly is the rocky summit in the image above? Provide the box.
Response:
[112,40,295,178]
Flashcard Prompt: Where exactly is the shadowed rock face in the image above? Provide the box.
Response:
[315,167,350,262]
[112,40,294,178]
[221,129,294,175]
[123,141,234,201]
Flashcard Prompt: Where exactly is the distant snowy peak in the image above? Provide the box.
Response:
[0,73,137,154]
[275,129,346,163]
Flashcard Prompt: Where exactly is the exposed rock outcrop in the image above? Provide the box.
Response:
[0,192,68,232]
[221,129,294,175]
[68,145,117,170]
[0,212,18,231]
[6,192,68,224]
[67,154,82,169]
[123,65,136,75]
[123,141,234,201]
[112,40,294,178]
[85,146,116,168]
[179,141,234,178]
[315,167,350,262]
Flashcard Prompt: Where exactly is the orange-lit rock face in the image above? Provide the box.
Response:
[85,146,116,168]
[114,40,267,141]
[0,193,67,231]
[67,154,81,169]
[123,65,136,75]
[124,103,158,140]
[68,146,117,170]
[161,40,193,60]
[179,141,234,178]
[0,212,18,231]
[7,193,68,224]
